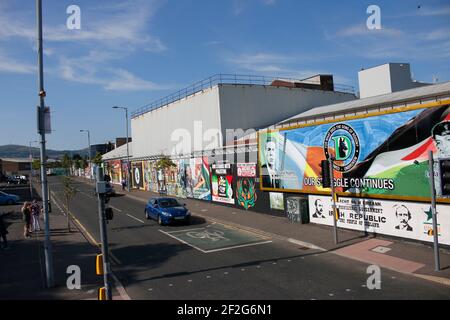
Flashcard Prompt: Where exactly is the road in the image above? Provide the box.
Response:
[48,176,450,300]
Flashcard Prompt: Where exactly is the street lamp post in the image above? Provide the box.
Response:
[29,140,38,199]
[36,0,54,288]
[80,130,91,179]
[112,106,131,192]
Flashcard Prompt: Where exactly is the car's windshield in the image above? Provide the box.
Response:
[158,199,180,208]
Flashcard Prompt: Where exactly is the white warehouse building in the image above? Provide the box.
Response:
[130,74,356,159]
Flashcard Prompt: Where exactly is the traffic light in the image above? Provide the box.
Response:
[321,159,331,188]
[439,158,450,196]
[96,254,104,275]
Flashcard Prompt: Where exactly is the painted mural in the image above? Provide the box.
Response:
[236,163,257,210]
[259,104,450,200]
[183,157,211,201]
[211,163,234,204]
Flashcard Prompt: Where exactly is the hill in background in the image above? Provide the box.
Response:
[0,144,88,160]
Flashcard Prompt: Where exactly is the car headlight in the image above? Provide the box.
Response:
[161,211,171,217]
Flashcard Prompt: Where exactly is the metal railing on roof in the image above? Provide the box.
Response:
[131,74,355,118]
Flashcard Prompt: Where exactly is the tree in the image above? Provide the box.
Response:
[72,154,82,161]
[74,159,81,170]
[62,176,77,232]
[32,159,41,170]
[155,155,176,170]
[62,153,72,175]
[92,152,103,166]
[155,155,176,193]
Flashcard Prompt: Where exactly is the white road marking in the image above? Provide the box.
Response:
[224,272,229,275]
[198,241,273,254]
[286,238,326,251]
[126,214,145,224]
[158,229,209,253]
[201,209,208,212]
[159,230,272,253]
[109,205,123,212]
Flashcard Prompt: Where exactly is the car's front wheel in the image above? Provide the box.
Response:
[145,209,150,220]
[158,215,164,226]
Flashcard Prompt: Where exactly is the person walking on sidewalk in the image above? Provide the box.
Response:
[0,212,9,249]
[21,202,32,238]
[30,200,41,232]
[121,178,126,191]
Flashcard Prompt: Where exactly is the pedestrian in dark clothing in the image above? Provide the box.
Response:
[0,213,9,249]
[121,178,126,191]
[21,202,32,238]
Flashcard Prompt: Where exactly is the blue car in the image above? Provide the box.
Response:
[145,197,191,225]
[0,191,20,205]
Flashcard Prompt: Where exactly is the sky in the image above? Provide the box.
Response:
[0,0,449,151]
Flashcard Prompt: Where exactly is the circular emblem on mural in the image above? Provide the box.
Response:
[323,123,360,172]
[134,167,141,185]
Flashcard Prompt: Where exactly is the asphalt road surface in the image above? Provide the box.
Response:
[48,176,450,300]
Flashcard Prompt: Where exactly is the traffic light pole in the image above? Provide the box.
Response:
[329,158,339,245]
[96,167,113,299]
[428,151,440,271]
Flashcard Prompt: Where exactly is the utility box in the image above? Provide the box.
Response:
[286,196,309,224]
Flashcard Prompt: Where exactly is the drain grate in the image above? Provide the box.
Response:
[371,246,391,254]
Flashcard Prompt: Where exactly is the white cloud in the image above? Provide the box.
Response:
[329,22,450,60]
[58,51,173,91]
[225,51,350,85]
[263,0,277,5]
[416,5,450,16]
[0,0,171,91]
[335,24,403,38]
[0,51,35,74]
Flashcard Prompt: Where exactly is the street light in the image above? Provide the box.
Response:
[29,140,38,199]
[80,129,91,179]
[112,106,131,192]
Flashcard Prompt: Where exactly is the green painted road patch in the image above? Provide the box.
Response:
[159,223,272,253]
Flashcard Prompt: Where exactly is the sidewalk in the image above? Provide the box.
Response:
[0,182,124,300]
[92,178,450,286]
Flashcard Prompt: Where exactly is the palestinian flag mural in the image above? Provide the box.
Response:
[184,157,211,201]
[258,104,450,199]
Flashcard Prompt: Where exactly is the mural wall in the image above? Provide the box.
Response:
[259,104,450,200]
[309,195,450,245]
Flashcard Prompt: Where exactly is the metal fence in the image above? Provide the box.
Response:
[131,74,355,118]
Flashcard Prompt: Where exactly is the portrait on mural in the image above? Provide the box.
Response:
[394,205,413,232]
[312,198,325,219]
[261,135,281,189]
[432,119,450,158]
